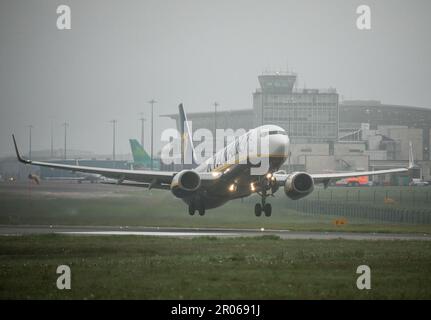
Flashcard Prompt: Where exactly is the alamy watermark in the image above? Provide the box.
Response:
[56,5,71,30]
[160,122,274,175]
[356,5,371,30]
[356,265,371,290]
[56,265,71,290]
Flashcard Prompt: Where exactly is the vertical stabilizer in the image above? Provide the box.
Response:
[178,103,198,168]
[129,139,152,167]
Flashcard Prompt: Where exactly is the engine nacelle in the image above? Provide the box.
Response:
[284,172,314,200]
[170,170,201,198]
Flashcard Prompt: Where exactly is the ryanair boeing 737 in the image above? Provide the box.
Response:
[12,104,413,217]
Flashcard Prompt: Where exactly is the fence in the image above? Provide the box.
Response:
[309,188,431,206]
[286,199,431,224]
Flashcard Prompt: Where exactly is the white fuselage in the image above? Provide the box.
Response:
[181,125,290,209]
[196,125,290,174]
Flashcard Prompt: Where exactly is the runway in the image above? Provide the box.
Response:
[0,225,430,240]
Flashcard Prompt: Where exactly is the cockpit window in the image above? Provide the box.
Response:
[260,130,287,137]
[269,130,287,135]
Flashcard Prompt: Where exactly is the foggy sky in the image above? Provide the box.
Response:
[1,0,430,158]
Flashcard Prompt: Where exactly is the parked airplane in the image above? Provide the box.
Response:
[12,104,413,217]
[44,173,102,183]
[129,139,160,170]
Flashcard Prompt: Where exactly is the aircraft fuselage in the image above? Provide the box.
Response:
[181,125,290,209]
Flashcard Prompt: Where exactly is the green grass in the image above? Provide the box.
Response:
[1,235,430,299]
[1,184,431,234]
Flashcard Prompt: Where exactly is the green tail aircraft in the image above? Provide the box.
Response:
[129,139,160,169]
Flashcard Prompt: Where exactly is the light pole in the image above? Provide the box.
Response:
[27,125,33,160]
[50,121,54,158]
[213,101,219,154]
[148,99,157,170]
[62,122,68,160]
[110,120,117,165]
[139,112,146,148]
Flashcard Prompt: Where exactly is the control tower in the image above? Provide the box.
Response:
[253,71,339,143]
[258,72,297,94]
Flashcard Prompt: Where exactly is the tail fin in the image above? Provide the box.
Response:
[408,141,415,169]
[129,139,151,166]
[178,103,198,168]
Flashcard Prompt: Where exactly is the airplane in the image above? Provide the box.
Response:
[44,173,102,183]
[11,104,414,217]
[129,139,160,170]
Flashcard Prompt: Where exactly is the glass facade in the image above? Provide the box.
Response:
[253,74,339,143]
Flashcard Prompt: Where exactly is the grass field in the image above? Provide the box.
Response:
[1,234,430,299]
[1,182,431,300]
[1,182,431,234]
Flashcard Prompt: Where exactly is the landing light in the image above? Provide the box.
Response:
[250,183,256,192]
[229,184,236,192]
[266,173,272,179]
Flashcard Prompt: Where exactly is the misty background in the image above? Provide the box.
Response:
[0,0,430,158]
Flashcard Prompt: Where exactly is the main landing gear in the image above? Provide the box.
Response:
[188,202,205,216]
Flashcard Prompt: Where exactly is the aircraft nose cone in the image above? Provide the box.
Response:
[269,134,289,157]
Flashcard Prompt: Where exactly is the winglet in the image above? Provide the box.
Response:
[12,135,31,164]
[408,141,415,169]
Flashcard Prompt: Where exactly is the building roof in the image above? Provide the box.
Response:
[341,100,431,113]
[162,108,252,120]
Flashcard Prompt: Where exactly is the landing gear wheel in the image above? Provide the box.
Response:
[263,203,272,217]
[198,206,206,216]
[188,204,195,216]
[254,203,262,217]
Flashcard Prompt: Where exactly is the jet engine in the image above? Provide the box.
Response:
[170,170,201,198]
[284,172,314,200]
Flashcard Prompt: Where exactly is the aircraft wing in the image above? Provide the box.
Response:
[309,167,408,184]
[273,167,409,187]
[275,141,414,186]
[13,135,220,189]
[12,135,216,189]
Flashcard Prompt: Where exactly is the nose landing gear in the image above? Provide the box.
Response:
[254,174,277,217]
[254,203,262,217]
[263,203,272,217]
[254,194,272,217]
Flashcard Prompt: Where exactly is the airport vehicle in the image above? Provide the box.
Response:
[12,104,413,217]
[335,176,369,187]
[129,139,160,170]
[409,178,429,187]
[27,173,40,184]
